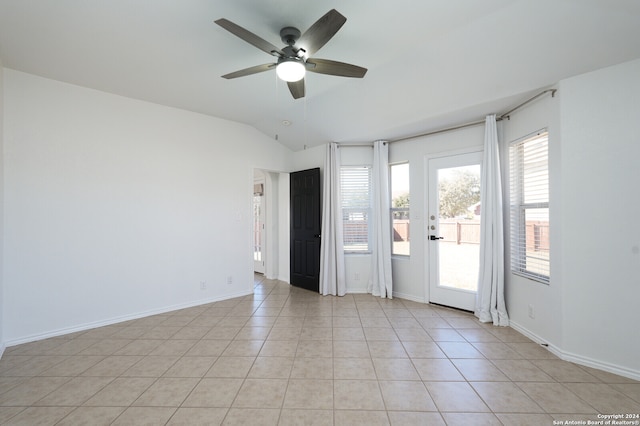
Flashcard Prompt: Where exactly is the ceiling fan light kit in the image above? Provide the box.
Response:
[215,9,367,99]
[276,58,305,82]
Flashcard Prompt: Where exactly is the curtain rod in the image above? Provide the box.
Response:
[336,142,374,147]
[499,89,557,120]
[336,140,389,147]
[389,88,557,144]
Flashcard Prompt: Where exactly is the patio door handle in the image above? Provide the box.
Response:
[430,235,444,240]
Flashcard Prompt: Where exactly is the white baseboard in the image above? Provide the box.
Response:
[559,348,640,382]
[509,320,640,381]
[392,291,424,304]
[3,290,253,348]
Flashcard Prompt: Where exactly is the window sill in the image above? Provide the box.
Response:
[511,270,550,285]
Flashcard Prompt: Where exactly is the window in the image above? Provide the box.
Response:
[509,130,550,283]
[341,166,372,253]
[390,163,410,256]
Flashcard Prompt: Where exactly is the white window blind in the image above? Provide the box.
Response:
[509,130,550,283]
[341,166,372,253]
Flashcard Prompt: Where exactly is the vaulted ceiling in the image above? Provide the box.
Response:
[1,0,639,151]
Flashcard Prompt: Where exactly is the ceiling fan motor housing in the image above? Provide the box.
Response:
[280,27,301,45]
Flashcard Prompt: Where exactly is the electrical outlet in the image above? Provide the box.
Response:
[528,304,535,319]
[227,276,233,285]
[200,281,206,290]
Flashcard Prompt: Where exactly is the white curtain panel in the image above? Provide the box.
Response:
[368,140,393,298]
[475,115,509,325]
[319,143,346,296]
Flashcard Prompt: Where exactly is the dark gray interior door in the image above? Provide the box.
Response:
[290,168,321,292]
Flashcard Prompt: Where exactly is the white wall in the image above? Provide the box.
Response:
[262,170,284,281]
[3,69,293,344]
[291,145,325,175]
[277,172,290,283]
[501,92,563,349]
[0,63,5,354]
[558,59,640,377]
[503,58,640,379]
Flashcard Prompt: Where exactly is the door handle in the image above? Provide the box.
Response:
[430,235,444,240]
[314,234,321,238]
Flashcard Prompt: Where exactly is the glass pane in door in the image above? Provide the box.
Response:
[437,164,481,291]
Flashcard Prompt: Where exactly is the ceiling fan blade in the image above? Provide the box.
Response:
[215,18,283,57]
[287,79,305,99]
[222,63,276,79]
[306,58,367,78]
[297,9,346,56]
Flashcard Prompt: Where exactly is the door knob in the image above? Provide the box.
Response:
[430,235,444,240]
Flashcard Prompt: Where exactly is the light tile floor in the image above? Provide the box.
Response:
[0,275,638,425]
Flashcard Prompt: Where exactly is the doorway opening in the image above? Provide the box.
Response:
[252,169,290,283]
[253,177,265,274]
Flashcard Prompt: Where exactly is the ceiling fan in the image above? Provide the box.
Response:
[215,9,367,99]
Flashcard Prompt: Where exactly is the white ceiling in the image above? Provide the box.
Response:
[1,0,639,151]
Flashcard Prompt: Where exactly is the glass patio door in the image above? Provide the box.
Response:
[427,152,482,311]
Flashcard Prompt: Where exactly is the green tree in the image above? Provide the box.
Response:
[392,193,409,219]
[438,170,480,218]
